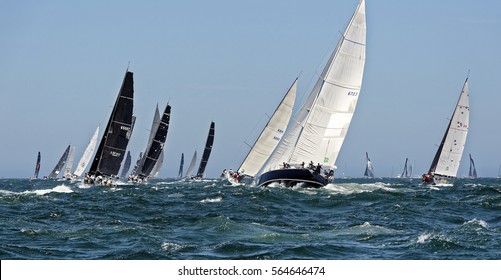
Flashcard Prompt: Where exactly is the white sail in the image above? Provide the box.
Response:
[259,0,366,174]
[430,79,469,177]
[238,79,297,177]
[63,145,75,178]
[73,126,100,177]
[185,151,197,178]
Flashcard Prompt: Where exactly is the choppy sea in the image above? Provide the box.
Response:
[1,177,500,260]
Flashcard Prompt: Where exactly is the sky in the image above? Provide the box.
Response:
[1,0,501,179]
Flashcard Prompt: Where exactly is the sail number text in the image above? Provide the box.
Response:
[347,91,359,96]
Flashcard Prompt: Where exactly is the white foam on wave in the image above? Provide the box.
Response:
[323,182,396,195]
[200,197,222,203]
[463,218,489,229]
[161,242,187,252]
[417,232,433,244]
[23,184,73,196]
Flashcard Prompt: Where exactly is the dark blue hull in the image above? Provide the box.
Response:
[256,168,329,188]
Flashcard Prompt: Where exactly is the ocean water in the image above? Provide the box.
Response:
[0,177,500,260]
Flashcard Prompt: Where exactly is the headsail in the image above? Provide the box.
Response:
[238,79,297,177]
[120,151,132,179]
[364,152,374,178]
[468,154,477,179]
[195,122,215,179]
[63,145,75,178]
[258,0,366,175]
[428,78,470,178]
[73,127,100,177]
[33,152,41,179]
[185,151,197,178]
[47,145,71,179]
[88,71,134,177]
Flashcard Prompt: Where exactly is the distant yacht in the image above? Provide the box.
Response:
[364,152,374,178]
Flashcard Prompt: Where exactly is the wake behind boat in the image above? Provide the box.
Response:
[422,77,470,186]
[256,0,367,188]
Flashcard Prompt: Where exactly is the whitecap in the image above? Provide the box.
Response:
[200,197,222,203]
[463,218,489,229]
[417,232,432,244]
[161,242,185,252]
[25,184,73,195]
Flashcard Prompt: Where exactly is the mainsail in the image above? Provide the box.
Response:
[138,104,171,179]
[178,153,184,179]
[185,151,197,178]
[428,78,470,178]
[468,154,477,179]
[258,0,366,176]
[238,79,297,177]
[195,122,215,179]
[88,71,134,177]
[150,150,164,178]
[73,127,100,177]
[47,145,71,179]
[364,152,374,178]
[33,152,41,179]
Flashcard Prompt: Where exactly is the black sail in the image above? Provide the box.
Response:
[196,122,215,178]
[139,104,171,178]
[88,71,134,177]
[48,145,71,179]
[34,152,41,179]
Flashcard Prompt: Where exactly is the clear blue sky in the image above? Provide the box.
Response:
[1,0,500,179]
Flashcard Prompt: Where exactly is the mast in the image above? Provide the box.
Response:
[88,71,134,177]
[138,104,171,179]
[47,145,71,179]
[196,122,215,179]
[34,152,41,179]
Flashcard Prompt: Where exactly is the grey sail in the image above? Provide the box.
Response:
[120,151,132,179]
[178,153,184,179]
[468,154,477,179]
[48,145,71,179]
[33,152,41,179]
[364,152,374,178]
[400,158,410,178]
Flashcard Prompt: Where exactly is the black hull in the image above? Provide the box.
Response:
[257,168,329,188]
